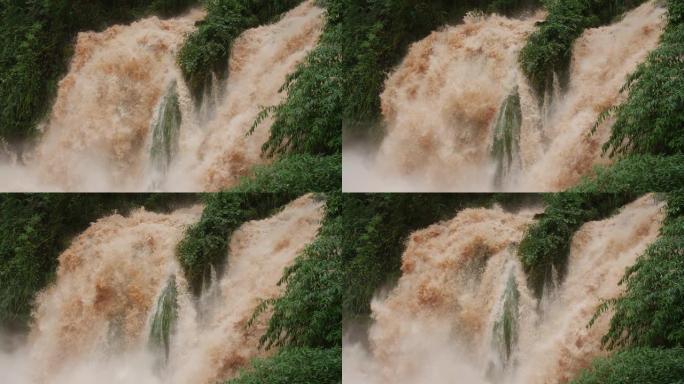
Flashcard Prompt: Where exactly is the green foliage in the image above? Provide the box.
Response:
[570,347,684,384]
[342,194,494,316]
[252,194,341,349]
[176,193,298,295]
[177,0,302,100]
[226,347,341,384]
[230,154,341,193]
[591,190,684,350]
[597,2,684,157]
[573,155,684,193]
[0,193,197,331]
[520,0,646,95]
[518,193,635,297]
[0,0,196,146]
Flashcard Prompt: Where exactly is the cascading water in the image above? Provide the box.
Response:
[0,1,323,192]
[343,1,666,192]
[0,195,324,383]
[343,195,664,384]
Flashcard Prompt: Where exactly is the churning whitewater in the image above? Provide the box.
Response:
[0,1,323,192]
[343,1,666,192]
[0,195,324,383]
[343,195,664,384]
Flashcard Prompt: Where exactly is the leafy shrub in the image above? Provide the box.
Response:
[570,347,684,384]
[230,154,341,193]
[573,155,684,193]
[226,346,341,384]
[518,193,635,297]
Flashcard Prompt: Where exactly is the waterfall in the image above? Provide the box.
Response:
[0,1,324,192]
[342,1,666,192]
[343,195,664,384]
[0,195,324,383]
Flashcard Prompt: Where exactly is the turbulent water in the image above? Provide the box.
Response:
[0,1,323,192]
[343,195,664,384]
[343,2,666,192]
[0,195,324,383]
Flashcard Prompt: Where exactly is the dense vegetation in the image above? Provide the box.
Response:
[0,0,196,148]
[227,346,341,384]
[0,193,197,332]
[177,0,303,100]
[570,347,684,384]
[519,0,646,95]
[517,193,635,297]
[230,154,341,193]
[574,155,684,193]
